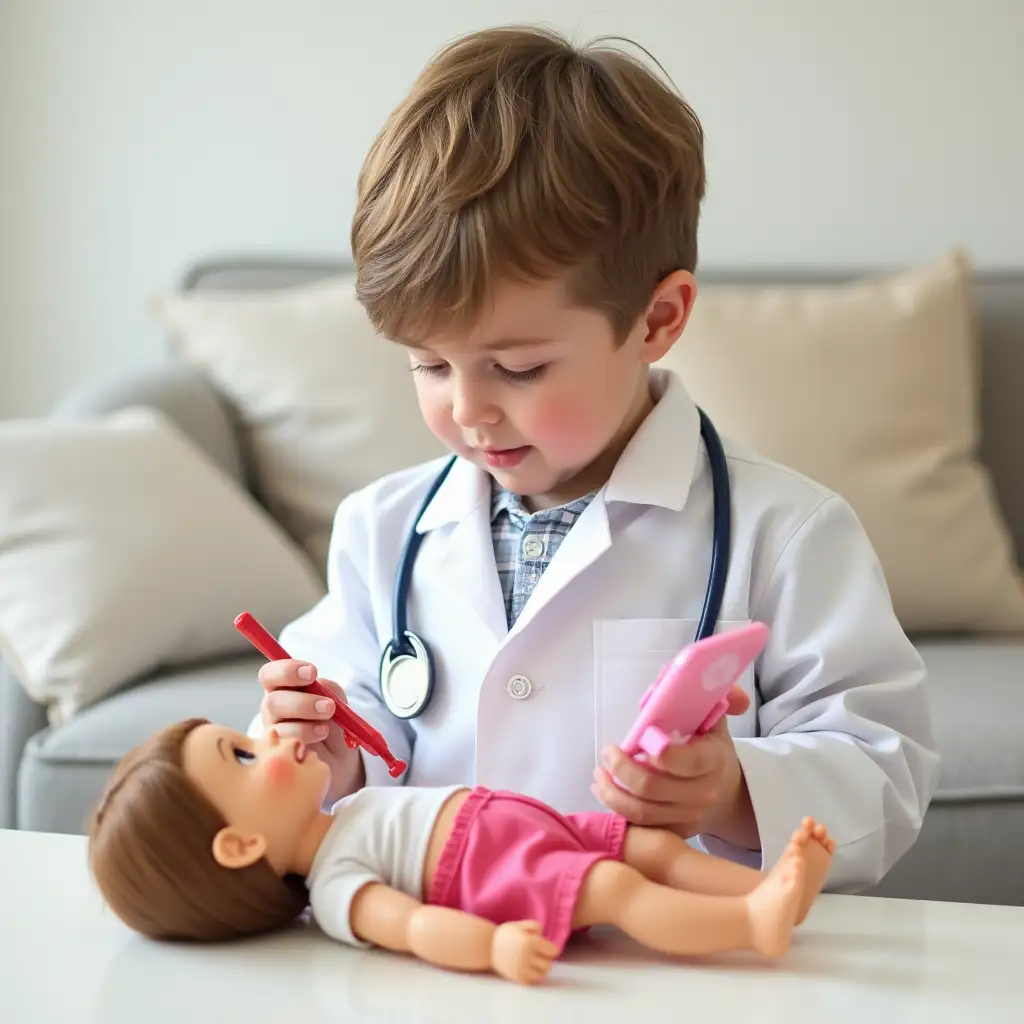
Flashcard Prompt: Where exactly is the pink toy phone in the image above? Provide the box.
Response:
[621,621,769,760]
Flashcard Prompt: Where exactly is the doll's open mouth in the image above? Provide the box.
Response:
[294,743,307,764]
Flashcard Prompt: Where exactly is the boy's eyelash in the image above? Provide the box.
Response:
[233,747,255,765]
[410,363,447,379]
[497,364,547,383]
[411,363,548,383]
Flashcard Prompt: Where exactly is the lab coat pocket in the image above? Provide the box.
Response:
[594,618,755,755]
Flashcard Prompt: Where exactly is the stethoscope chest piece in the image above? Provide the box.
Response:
[379,630,434,719]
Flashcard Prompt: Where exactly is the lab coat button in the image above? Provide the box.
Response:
[506,675,532,699]
[522,535,545,559]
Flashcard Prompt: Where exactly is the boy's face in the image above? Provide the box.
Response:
[405,273,693,509]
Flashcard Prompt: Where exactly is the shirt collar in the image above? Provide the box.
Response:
[490,482,519,522]
[490,480,598,525]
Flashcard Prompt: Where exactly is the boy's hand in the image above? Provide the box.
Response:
[258,660,364,797]
[592,685,756,843]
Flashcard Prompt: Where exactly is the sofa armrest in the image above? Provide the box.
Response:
[52,362,248,487]
[0,659,47,829]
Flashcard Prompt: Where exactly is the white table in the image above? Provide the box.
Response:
[4,828,1023,1023]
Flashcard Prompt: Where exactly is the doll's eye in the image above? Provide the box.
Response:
[233,747,256,766]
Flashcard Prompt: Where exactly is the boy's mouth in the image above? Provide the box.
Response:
[481,446,531,469]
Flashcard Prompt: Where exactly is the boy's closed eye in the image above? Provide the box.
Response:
[410,361,549,384]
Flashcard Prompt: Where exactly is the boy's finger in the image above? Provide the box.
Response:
[604,741,717,785]
[647,729,729,774]
[650,734,725,779]
[591,769,699,830]
[725,684,751,716]
[600,747,676,799]
[264,689,336,723]
[258,660,318,692]
[270,720,330,745]
[594,760,720,817]
[594,757,684,805]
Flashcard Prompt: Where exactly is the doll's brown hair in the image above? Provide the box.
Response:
[88,717,308,942]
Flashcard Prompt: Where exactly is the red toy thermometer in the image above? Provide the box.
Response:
[234,611,407,778]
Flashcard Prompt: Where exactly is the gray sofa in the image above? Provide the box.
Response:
[3,256,1023,908]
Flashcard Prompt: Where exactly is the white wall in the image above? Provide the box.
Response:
[1,0,1021,418]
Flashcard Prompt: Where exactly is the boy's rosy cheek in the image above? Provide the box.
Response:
[529,401,591,447]
[264,756,294,788]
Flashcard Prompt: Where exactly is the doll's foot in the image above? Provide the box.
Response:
[745,842,804,958]
[789,818,836,924]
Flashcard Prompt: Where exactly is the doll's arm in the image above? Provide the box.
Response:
[349,883,558,985]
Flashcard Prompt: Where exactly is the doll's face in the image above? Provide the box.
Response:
[181,723,333,877]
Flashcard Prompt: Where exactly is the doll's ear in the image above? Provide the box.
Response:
[211,826,267,870]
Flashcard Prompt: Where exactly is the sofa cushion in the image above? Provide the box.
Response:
[150,274,447,573]
[661,251,1024,636]
[52,362,247,486]
[914,639,1024,802]
[18,655,262,834]
[867,640,1024,907]
[0,407,325,726]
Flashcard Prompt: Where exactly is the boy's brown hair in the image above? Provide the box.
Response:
[351,24,705,345]
[87,718,309,942]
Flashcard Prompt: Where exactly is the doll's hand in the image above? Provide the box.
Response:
[258,661,363,798]
[490,921,559,985]
[593,685,756,843]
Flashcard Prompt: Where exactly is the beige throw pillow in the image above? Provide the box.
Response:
[660,250,1024,634]
[151,275,447,573]
[0,408,326,724]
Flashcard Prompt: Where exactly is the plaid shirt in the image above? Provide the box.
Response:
[490,482,598,628]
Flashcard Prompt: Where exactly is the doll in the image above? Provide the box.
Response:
[88,718,836,985]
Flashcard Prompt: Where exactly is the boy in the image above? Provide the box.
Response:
[252,25,939,892]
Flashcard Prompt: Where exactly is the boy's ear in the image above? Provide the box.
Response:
[640,269,697,362]
[211,826,267,870]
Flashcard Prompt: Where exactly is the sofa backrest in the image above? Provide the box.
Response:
[182,257,1024,568]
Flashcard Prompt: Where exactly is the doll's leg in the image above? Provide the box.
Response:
[623,818,835,925]
[572,839,806,959]
[622,826,763,896]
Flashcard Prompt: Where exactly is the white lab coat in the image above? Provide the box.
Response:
[256,369,940,893]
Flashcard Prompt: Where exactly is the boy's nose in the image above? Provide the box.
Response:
[451,383,500,427]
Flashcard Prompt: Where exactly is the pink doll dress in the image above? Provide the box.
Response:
[426,786,628,953]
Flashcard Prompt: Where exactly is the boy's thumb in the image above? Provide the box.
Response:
[725,685,751,716]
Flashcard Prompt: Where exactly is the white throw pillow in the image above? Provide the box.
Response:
[150,275,447,573]
[0,408,326,724]
[660,249,1024,634]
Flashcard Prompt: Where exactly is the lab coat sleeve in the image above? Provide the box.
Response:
[246,495,413,791]
[697,495,941,892]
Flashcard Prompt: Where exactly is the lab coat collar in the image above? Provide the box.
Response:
[414,367,702,533]
[414,454,491,533]
[603,368,703,512]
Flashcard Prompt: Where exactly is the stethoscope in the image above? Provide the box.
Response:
[378,407,732,719]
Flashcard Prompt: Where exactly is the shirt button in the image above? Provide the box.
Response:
[506,675,533,699]
[522,535,545,559]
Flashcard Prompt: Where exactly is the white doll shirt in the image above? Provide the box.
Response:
[306,784,466,946]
